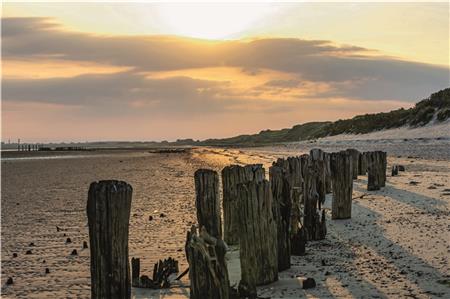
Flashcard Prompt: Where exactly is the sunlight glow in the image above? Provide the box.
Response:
[155,4,275,40]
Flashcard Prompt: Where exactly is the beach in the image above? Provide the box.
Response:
[1,140,450,298]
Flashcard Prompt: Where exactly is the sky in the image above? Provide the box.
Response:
[2,2,449,142]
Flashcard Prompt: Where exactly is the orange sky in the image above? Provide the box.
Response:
[1,2,449,142]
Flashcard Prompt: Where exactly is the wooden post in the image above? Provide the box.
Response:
[303,157,327,241]
[131,257,140,287]
[87,180,133,299]
[238,180,278,296]
[367,152,381,191]
[392,165,399,176]
[269,166,291,271]
[272,156,303,255]
[324,152,332,194]
[185,226,230,299]
[358,152,368,175]
[194,169,222,238]
[221,164,264,245]
[380,151,387,187]
[330,151,353,219]
[309,149,327,208]
[346,148,360,180]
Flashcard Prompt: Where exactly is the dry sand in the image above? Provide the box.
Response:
[1,143,450,298]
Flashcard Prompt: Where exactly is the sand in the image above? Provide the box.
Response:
[1,142,450,298]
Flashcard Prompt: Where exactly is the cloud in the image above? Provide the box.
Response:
[1,17,449,141]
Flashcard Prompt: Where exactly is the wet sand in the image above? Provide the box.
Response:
[1,145,450,298]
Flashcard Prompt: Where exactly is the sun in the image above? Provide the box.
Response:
[155,3,274,40]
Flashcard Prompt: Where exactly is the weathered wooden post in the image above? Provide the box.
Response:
[238,180,278,296]
[367,152,381,191]
[87,180,132,299]
[221,164,264,245]
[309,149,327,208]
[324,152,332,194]
[185,226,230,299]
[346,148,360,180]
[269,165,291,271]
[358,152,368,175]
[392,165,399,176]
[303,157,327,241]
[131,257,140,287]
[380,151,387,187]
[194,169,221,238]
[330,151,353,219]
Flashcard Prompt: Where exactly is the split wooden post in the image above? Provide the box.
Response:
[269,165,291,271]
[330,151,353,219]
[194,169,222,238]
[392,165,399,176]
[87,180,133,299]
[303,156,327,241]
[221,164,265,245]
[185,226,230,299]
[238,180,278,296]
[346,148,360,180]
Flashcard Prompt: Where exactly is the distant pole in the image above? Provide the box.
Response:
[18,139,20,151]
[87,180,133,299]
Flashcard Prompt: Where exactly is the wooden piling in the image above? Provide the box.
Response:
[194,169,222,238]
[237,180,278,295]
[131,257,140,287]
[185,226,230,299]
[330,151,353,219]
[309,149,327,208]
[367,151,386,191]
[392,165,399,176]
[380,151,387,187]
[221,164,265,245]
[269,165,291,271]
[324,152,332,194]
[358,152,368,175]
[87,180,133,299]
[303,157,327,241]
[346,148,360,180]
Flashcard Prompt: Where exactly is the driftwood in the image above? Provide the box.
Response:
[269,166,291,271]
[346,148,360,180]
[131,257,179,289]
[238,180,278,297]
[194,169,222,238]
[87,180,132,299]
[222,164,265,245]
[303,157,327,241]
[185,226,230,299]
[330,151,353,219]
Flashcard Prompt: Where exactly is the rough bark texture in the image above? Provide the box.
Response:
[237,180,278,296]
[87,180,132,299]
[303,157,327,241]
[269,166,291,271]
[272,156,304,255]
[346,148,360,180]
[185,226,230,299]
[380,151,387,187]
[194,169,222,238]
[330,151,353,219]
[222,164,264,245]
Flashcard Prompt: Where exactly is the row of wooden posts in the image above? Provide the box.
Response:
[17,144,42,151]
[85,148,387,298]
